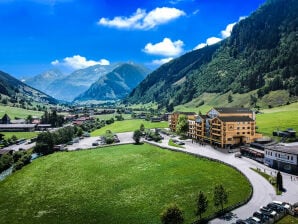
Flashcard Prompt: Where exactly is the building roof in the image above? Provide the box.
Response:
[199,115,209,119]
[174,111,197,115]
[265,145,298,155]
[217,116,254,122]
[214,107,252,114]
[0,124,36,128]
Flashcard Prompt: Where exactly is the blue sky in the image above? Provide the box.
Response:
[0,0,266,78]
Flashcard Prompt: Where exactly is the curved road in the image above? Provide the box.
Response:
[149,134,298,223]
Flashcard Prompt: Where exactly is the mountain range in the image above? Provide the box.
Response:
[25,64,119,102]
[0,70,57,105]
[74,63,150,103]
[126,0,298,109]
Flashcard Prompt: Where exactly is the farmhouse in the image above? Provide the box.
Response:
[264,143,298,175]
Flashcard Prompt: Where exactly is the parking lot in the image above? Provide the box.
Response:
[65,132,134,151]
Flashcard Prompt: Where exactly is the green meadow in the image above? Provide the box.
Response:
[91,119,168,136]
[0,144,251,224]
[0,105,43,119]
[0,132,38,140]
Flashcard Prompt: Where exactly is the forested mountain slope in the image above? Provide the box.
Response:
[126,0,298,108]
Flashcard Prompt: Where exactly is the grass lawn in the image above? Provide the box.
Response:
[0,132,38,140]
[168,139,184,148]
[276,215,298,224]
[91,119,168,136]
[256,110,298,137]
[0,144,251,224]
[0,105,43,119]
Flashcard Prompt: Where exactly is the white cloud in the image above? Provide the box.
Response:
[98,7,185,30]
[143,38,184,57]
[51,59,59,65]
[194,37,222,50]
[194,16,246,50]
[206,37,222,45]
[192,9,199,15]
[152,57,173,65]
[221,22,236,38]
[221,16,246,38]
[194,43,207,50]
[51,55,110,70]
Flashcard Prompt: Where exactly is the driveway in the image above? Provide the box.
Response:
[149,134,298,223]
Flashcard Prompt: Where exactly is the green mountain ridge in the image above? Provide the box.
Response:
[74,63,150,103]
[126,0,298,109]
[0,70,58,105]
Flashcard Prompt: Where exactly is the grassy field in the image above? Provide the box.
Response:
[0,132,38,140]
[0,105,43,119]
[0,144,251,224]
[94,113,132,120]
[256,110,298,137]
[276,215,298,224]
[91,119,168,136]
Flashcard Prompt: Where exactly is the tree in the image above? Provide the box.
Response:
[276,171,283,192]
[167,103,174,112]
[26,115,33,124]
[228,94,233,103]
[160,203,184,224]
[195,191,208,222]
[176,115,188,135]
[133,130,142,144]
[213,184,228,213]
[140,123,145,132]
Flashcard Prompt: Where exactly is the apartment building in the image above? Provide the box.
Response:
[168,112,196,132]
[169,107,262,148]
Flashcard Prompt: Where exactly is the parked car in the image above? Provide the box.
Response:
[235,152,242,158]
[92,142,99,146]
[253,211,269,223]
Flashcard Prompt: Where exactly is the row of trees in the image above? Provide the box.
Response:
[161,184,229,224]
[0,150,32,173]
[34,126,79,155]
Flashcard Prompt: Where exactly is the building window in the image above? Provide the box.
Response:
[237,127,240,130]
[247,132,250,134]
[242,132,245,134]
[242,127,245,129]
[237,132,239,135]
[291,156,293,160]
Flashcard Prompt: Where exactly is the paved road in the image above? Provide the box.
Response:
[150,134,298,223]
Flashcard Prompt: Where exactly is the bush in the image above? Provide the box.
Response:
[160,203,184,224]
[133,130,142,144]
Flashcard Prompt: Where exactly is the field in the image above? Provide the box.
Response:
[256,110,298,136]
[0,132,38,140]
[0,105,43,119]
[0,144,251,224]
[91,119,168,136]
[276,215,298,224]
